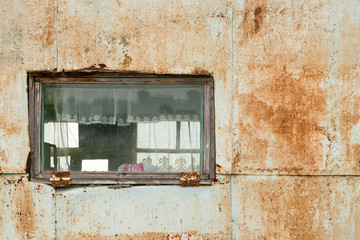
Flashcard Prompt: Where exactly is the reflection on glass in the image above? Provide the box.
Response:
[81,159,109,172]
[41,84,204,173]
[44,122,79,148]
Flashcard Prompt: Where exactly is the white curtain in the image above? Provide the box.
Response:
[136,121,201,172]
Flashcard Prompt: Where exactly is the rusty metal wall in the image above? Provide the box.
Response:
[0,0,360,239]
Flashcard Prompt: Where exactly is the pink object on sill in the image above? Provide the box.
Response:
[123,163,144,172]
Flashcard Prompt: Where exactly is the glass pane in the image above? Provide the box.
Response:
[137,121,177,149]
[179,121,201,149]
[41,84,204,173]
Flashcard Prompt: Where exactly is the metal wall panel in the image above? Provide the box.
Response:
[0,175,55,239]
[0,0,57,173]
[232,0,334,175]
[232,0,360,176]
[56,0,234,174]
[1,0,360,239]
[231,175,360,239]
[55,176,231,239]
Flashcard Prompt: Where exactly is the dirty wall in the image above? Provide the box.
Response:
[0,0,360,239]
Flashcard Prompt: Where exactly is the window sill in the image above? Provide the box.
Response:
[32,172,214,186]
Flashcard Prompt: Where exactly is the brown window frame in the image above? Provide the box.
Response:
[28,72,215,186]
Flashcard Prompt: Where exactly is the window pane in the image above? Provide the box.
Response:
[44,122,79,148]
[137,121,177,149]
[135,153,201,172]
[41,84,203,173]
[81,159,109,172]
[180,121,201,149]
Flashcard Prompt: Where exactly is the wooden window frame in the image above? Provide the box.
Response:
[28,72,215,185]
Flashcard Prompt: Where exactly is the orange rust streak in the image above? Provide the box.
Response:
[63,231,229,240]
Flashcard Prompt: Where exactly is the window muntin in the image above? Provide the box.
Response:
[29,74,215,185]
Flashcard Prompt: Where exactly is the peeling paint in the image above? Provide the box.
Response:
[233,0,339,175]
[1,0,360,239]
[180,172,201,186]
[0,175,55,239]
[62,231,228,240]
[55,183,231,238]
[231,176,360,239]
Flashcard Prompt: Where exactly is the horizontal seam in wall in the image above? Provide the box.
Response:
[220,173,360,177]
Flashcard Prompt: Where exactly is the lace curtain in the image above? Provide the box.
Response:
[43,85,203,125]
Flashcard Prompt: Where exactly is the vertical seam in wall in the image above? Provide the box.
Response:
[54,1,59,238]
[230,174,234,239]
[230,3,235,240]
[230,1,235,175]
[326,0,342,171]
[55,0,59,70]
[54,191,57,240]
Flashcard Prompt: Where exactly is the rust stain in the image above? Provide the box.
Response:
[233,177,357,239]
[282,179,316,239]
[180,172,200,186]
[340,110,360,169]
[120,36,130,47]
[234,5,328,174]
[234,64,328,173]
[116,1,122,8]
[63,231,229,240]
[191,67,212,75]
[235,122,269,166]
[0,75,23,136]
[0,149,7,170]
[40,4,56,48]
[215,164,224,173]
[236,166,305,175]
[0,122,22,137]
[51,172,71,187]
[233,0,334,175]
[98,63,107,69]
[0,73,28,172]
[121,53,132,69]
[51,172,70,179]
[12,179,36,237]
[337,67,360,172]
[354,199,360,238]
[79,64,112,71]
[3,177,23,185]
[241,0,267,43]
[210,7,231,20]
[351,144,360,169]
[253,7,263,34]
[3,1,360,239]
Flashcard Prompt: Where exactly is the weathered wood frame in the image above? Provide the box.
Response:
[28,72,215,186]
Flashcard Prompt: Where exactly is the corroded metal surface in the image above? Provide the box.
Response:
[0,0,56,173]
[50,172,71,187]
[55,179,231,239]
[231,176,360,239]
[56,0,234,174]
[232,0,360,175]
[1,0,360,239]
[180,172,201,186]
[0,174,55,239]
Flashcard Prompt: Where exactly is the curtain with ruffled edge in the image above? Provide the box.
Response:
[43,85,203,125]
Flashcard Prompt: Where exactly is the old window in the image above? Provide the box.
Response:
[28,72,215,185]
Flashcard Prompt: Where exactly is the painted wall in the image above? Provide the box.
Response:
[1,0,360,239]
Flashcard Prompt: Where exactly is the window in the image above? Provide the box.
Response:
[28,72,215,185]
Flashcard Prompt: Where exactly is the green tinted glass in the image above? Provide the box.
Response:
[41,84,204,173]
